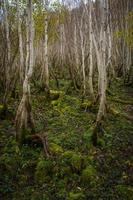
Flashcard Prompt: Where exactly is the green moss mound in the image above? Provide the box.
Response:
[35,157,53,184]
[49,143,64,156]
[62,151,86,173]
[67,192,85,200]
[116,185,133,200]
[81,165,97,185]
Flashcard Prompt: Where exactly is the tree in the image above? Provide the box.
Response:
[92,0,110,145]
[15,0,35,143]
[2,0,11,113]
[17,0,24,82]
[41,0,50,96]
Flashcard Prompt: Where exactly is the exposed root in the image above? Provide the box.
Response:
[91,121,104,146]
[15,94,34,143]
[24,133,50,158]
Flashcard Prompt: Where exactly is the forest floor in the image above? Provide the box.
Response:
[0,79,133,200]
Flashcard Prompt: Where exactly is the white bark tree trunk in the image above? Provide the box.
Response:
[3,0,11,110]
[88,0,95,101]
[74,23,79,72]
[96,0,107,123]
[3,0,10,63]
[17,0,24,82]
[41,0,49,94]
[79,10,86,95]
[15,0,35,143]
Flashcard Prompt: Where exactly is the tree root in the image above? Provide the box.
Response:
[91,121,104,146]
[15,94,34,143]
[24,133,50,158]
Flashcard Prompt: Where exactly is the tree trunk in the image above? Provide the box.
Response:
[41,0,50,96]
[17,0,24,82]
[15,0,35,144]
[88,0,95,101]
[2,0,11,113]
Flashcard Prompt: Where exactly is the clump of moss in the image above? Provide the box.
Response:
[116,185,133,200]
[62,151,85,173]
[60,166,72,178]
[70,154,84,172]
[81,165,97,185]
[80,101,92,110]
[49,143,64,156]
[67,191,85,200]
[35,157,53,184]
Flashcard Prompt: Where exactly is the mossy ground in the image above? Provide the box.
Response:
[0,79,133,199]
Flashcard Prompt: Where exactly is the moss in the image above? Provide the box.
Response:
[60,166,72,177]
[109,107,120,116]
[63,150,74,159]
[116,185,133,200]
[49,143,63,155]
[0,104,4,109]
[35,158,53,184]
[67,192,85,200]
[80,101,92,110]
[81,165,97,185]
[70,154,83,172]
[62,151,85,173]
[85,155,94,165]
[51,100,59,106]
[97,138,106,147]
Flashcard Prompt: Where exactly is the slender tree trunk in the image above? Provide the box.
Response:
[88,0,95,101]
[17,0,24,82]
[3,0,11,112]
[79,10,86,95]
[15,0,35,144]
[41,0,50,96]
[92,0,109,145]
[74,23,79,72]
[96,0,107,122]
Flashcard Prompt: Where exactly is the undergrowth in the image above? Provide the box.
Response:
[0,79,133,200]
